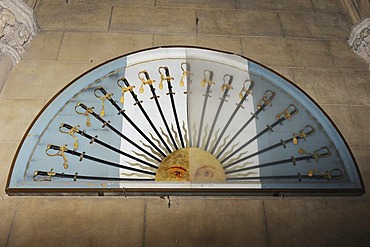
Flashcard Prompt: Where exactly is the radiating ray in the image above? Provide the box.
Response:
[223,151,249,168]
[160,127,176,151]
[182,121,189,148]
[225,161,255,171]
[214,134,230,157]
[132,150,162,165]
[120,172,155,178]
[148,132,170,155]
[192,122,197,147]
[218,142,239,163]
[171,123,182,149]
[201,124,209,150]
[208,128,220,152]
[139,140,165,160]
[127,162,157,173]
[226,171,257,179]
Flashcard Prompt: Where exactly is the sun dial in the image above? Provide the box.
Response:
[6,47,364,196]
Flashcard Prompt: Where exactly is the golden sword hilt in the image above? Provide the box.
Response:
[138,70,155,93]
[292,125,315,145]
[94,87,113,117]
[75,102,94,127]
[46,144,69,169]
[180,62,192,87]
[59,123,80,150]
[158,66,174,90]
[239,79,254,99]
[276,104,298,121]
[201,69,214,87]
[257,90,275,110]
[298,146,331,162]
[117,77,135,104]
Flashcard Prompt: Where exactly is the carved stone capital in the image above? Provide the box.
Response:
[348,17,370,68]
[0,0,37,64]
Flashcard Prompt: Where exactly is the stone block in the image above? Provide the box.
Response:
[58,32,153,63]
[279,12,351,40]
[6,197,145,246]
[35,3,111,31]
[1,61,92,99]
[241,37,294,67]
[145,198,266,246]
[292,68,350,105]
[156,0,236,9]
[264,198,370,247]
[351,148,370,192]
[340,70,370,106]
[311,0,345,13]
[197,9,282,37]
[328,41,369,69]
[0,198,18,246]
[153,34,242,54]
[72,0,155,5]
[237,0,314,12]
[110,6,196,34]
[0,142,18,195]
[0,98,46,143]
[286,39,334,68]
[23,31,64,61]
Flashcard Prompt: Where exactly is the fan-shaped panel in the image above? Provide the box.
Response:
[6,47,364,196]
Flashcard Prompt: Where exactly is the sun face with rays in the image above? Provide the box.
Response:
[155,148,226,182]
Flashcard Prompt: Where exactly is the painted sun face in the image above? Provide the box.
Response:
[155,148,226,182]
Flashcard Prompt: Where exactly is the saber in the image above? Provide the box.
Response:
[118,77,171,153]
[227,168,343,181]
[225,147,331,174]
[197,69,215,147]
[221,104,298,164]
[75,102,160,162]
[159,66,185,148]
[95,86,166,158]
[215,90,275,158]
[211,80,256,154]
[59,123,159,168]
[204,74,234,151]
[223,125,315,169]
[46,144,156,175]
[33,169,155,182]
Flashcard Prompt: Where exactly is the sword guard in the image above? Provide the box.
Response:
[89,135,98,144]
[138,70,155,93]
[75,102,94,127]
[257,90,275,110]
[158,66,174,90]
[166,91,175,96]
[239,79,254,99]
[46,144,69,169]
[79,151,85,162]
[33,169,56,182]
[201,69,214,87]
[298,146,331,162]
[102,120,111,128]
[276,104,298,121]
[150,95,160,100]
[292,125,315,145]
[180,62,192,87]
[74,172,78,182]
[133,100,143,106]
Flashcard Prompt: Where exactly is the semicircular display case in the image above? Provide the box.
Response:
[6,47,365,196]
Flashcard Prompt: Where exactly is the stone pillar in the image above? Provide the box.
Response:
[0,0,37,91]
[348,17,370,68]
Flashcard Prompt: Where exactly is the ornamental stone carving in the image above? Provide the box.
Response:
[0,0,37,64]
[348,17,370,67]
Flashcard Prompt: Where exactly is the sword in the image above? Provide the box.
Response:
[227,168,343,181]
[159,66,185,149]
[220,104,298,164]
[46,144,156,175]
[75,102,160,162]
[59,123,159,168]
[215,90,275,158]
[225,147,331,174]
[95,86,166,158]
[118,77,171,154]
[197,69,215,147]
[33,169,154,182]
[204,74,234,151]
[211,80,256,154]
[223,125,315,169]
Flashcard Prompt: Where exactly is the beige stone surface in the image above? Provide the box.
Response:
[286,39,334,68]
[311,0,345,13]
[157,0,236,9]
[6,197,145,246]
[328,41,370,69]
[72,0,155,5]
[292,68,350,105]
[197,9,282,37]
[241,37,294,67]
[110,6,196,34]
[0,99,47,143]
[0,198,18,246]
[23,31,64,61]
[264,199,370,247]
[279,12,351,40]
[35,3,111,31]
[340,70,370,106]
[145,198,266,246]
[237,0,314,12]
[0,142,18,195]
[153,34,242,54]
[1,61,92,99]
[352,148,370,197]
[58,32,153,63]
